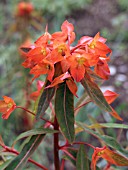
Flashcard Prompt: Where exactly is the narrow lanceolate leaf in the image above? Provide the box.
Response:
[81,73,122,120]
[88,123,128,129]
[76,122,128,157]
[12,128,58,147]
[6,134,45,170]
[34,80,55,119]
[0,159,14,170]
[55,83,75,143]
[88,115,104,135]
[76,145,89,170]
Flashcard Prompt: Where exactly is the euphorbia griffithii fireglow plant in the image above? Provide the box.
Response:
[0,20,128,170]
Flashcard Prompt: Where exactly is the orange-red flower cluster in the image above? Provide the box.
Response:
[16,2,34,17]
[22,20,111,96]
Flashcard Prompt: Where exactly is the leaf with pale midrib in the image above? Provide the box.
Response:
[81,74,122,120]
[55,83,75,143]
[6,134,45,170]
[35,80,55,120]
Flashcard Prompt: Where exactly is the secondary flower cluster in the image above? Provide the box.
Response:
[0,96,16,119]
[22,20,111,95]
[16,2,34,17]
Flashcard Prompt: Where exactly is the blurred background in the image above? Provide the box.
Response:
[0,0,128,169]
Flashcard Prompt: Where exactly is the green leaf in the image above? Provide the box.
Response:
[88,123,128,129]
[6,134,45,170]
[76,122,128,157]
[81,75,112,112]
[81,74,122,120]
[0,159,14,170]
[34,80,55,119]
[19,136,31,152]
[55,83,75,143]
[88,115,104,135]
[12,128,58,147]
[76,144,89,170]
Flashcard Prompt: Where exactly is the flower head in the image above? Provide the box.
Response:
[0,96,16,119]
[91,146,128,170]
[21,20,112,95]
[16,2,34,17]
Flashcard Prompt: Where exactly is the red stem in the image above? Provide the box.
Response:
[2,145,48,170]
[74,100,91,111]
[16,106,35,116]
[54,116,60,170]
[60,159,65,170]
[28,158,48,170]
[60,141,95,150]
[16,106,53,125]
[61,148,76,161]
[73,142,95,149]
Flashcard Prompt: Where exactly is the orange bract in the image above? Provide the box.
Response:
[94,58,110,79]
[46,72,78,97]
[46,72,71,88]
[0,96,16,119]
[30,59,54,82]
[104,90,119,104]
[88,32,111,56]
[91,146,128,170]
[66,78,78,97]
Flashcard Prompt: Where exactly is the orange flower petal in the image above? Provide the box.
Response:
[46,72,71,88]
[2,106,16,119]
[70,64,85,82]
[94,59,110,79]
[104,90,119,104]
[66,78,78,97]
